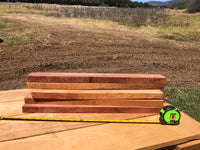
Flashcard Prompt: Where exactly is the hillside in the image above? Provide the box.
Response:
[0,3,200,90]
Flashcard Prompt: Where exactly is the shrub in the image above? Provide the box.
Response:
[187,0,200,13]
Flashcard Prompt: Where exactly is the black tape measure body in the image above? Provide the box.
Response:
[159,105,181,125]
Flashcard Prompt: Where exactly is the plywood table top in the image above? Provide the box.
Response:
[0,89,200,150]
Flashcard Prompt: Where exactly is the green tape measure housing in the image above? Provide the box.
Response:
[159,105,181,125]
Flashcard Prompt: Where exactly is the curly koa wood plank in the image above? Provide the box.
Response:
[27,82,165,90]
[31,89,163,100]
[23,104,162,113]
[27,72,166,89]
[24,94,164,106]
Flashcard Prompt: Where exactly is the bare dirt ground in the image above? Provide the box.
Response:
[0,14,199,90]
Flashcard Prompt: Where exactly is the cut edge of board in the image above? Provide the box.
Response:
[174,139,200,150]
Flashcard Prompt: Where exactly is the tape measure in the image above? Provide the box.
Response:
[160,105,181,125]
[0,105,180,125]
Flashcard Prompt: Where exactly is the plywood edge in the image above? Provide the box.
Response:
[174,139,200,150]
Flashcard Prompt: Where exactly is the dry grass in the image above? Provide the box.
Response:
[1,13,160,44]
[0,3,199,50]
[156,9,200,50]
[0,2,184,25]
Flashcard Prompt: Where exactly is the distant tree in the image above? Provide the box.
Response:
[142,2,151,8]
[171,2,186,9]
[187,0,200,13]
[1,0,152,8]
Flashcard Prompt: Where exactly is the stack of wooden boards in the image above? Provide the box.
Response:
[23,73,166,113]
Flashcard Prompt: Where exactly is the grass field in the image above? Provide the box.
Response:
[0,3,199,122]
[164,88,200,122]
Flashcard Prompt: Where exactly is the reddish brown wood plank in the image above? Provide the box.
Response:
[25,94,164,106]
[22,104,162,113]
[27,82,165,90]
[31,89,163,100]
[27,73,166,87]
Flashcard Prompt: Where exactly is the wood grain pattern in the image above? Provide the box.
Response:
[1,112,200,150]
[31,89,163,100]
[27,82,165,90]
[25,94,164,106]
[3,112,199,150]
[0,89,30,102]
[22,104,162,113]
[0,101,24,116]
[27,72,166,86]
[0,113,149,142]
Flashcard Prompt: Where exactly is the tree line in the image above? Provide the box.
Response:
[170,0,200,13]
[187,0,200,13]
[0,0,152,8]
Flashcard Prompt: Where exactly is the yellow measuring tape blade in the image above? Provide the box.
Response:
[1,116,161,124]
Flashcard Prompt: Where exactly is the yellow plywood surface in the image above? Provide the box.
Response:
[0,101,24,116]
[0,112,200,150]
[0,89,30,102]
[0,112,151,142]
[0,89,200,150]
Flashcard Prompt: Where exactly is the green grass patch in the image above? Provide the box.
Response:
[0,19,24,47]
[164,87,200,122]
[0,24,6,29]
[119,22,147,28]
[0,18,40,48]
[159,28,200,42]
[171,2,186,9]
[158,11,200,42]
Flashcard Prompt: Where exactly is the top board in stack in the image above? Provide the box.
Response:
[23,73,166,113]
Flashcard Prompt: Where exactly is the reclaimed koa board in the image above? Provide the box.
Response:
[27,72,166,89]
[23,104,162,113]
[31,89,163,100]
[23,73,166,113]
[27,82,164,90]
[24,94,164,107]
